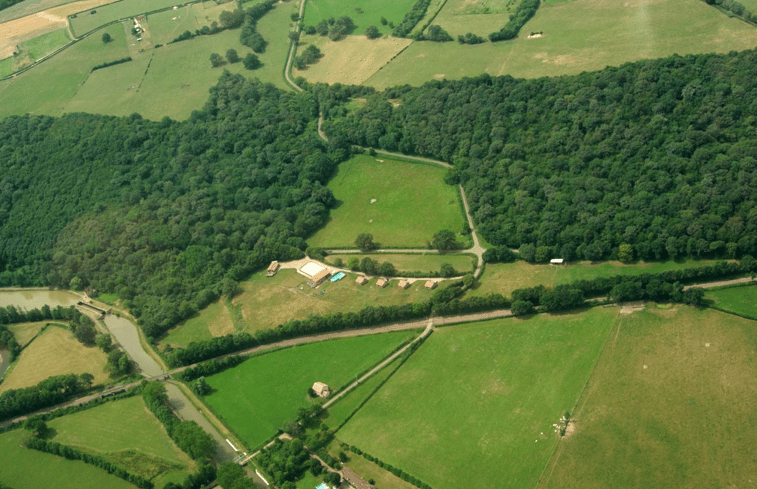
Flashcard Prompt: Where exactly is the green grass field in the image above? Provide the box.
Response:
[49,395,194,485]
[539,306,757,488]
[0,57,12,77]
[203,331,417,448]
[7,321,49,347]
[308,155,464,248]
[0,429,137,489]
[338,452,418,489]
[705,283,757,318]
[325,253,475,275]
[469,259,723,298]
[70,0,182,37]
[17,28,70,64]
[432,0,510,38]
[337,308,618,489]
[146,2,230,46]
[304,0,417,35]
[362,0,757,88]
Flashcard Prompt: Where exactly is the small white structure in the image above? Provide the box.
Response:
[550,258,565,266]
[312,382,330,398]
[299,261,326,278]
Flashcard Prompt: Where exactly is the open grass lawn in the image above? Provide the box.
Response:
[539,306,757,489]
[339,452,418,489]
[337,308,618,489]
[0,429,137,489]
[364,0,757,89]
[49,395,194,485]
[203,331,416,448]
[432,0,510,38]
[470,259,723,298]
[0,57,12,77]
[13,27,70,69]
[308,155,464,248]
[6,321,50,347]
[0,325,109,392]
[304,0,416,35]
[325,253,475,275]
[70,0,181,37]
[705,283,757,319]
[162,299,234,347]
[147,2,231,46]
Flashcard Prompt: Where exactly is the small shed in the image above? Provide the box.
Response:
[355,276,368,285]
[266,261,280,277]
[308,269,331,288]
[342,467,374,489]
[376,277,388,288]
[397,279,410,289]
[312,382,330,398]
[424,280,437,290]
[550,258,565,266]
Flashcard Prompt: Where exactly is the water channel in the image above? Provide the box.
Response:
[0,289,237,462]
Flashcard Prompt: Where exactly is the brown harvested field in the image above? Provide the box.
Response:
[294,34,412,86]
[0,0,113,59]
[0,325,109,392]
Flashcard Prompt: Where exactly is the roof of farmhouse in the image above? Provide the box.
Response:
[300,261,326,278]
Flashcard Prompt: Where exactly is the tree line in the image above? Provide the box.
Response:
[0,373,93,421]
[489,0,540,41]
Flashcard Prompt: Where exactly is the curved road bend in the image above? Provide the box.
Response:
[283,0,307,92]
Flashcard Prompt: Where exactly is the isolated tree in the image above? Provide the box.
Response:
[618,243,634,262]
[355,233,378,252]
[79,372,94,388]
[72,321,96,345]
[304,25,316,35]
[365,25,381,39]
[440,263,456,277]
[316,20,329,35]
[380,16,388,25]
[288,31,300,43]
[243,53,261,70]
[225,48,239,64]
[101,32,112,43]
[192,376,211,396]
[432,229,458,253]
[209,52,224,67]
[23,417,48,438]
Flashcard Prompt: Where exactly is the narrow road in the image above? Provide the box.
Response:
[283,0,307,92]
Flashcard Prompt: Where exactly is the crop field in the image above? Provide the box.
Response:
[432,0,510,38]
[293,34,412,86]
[0,429,137,489]
[69,0,182,37]
[0,325,109,392]
[705,283,757,319]
[325,253,475,275]
[203,331,417,448]
[161,268,434,348]
[0,0,115,23]
[337,308,618,489]
[50,395,194,485]
[308,155,464,248]
[362,0,757,89]
[7,321,49,347]
[539,306,757,488]
[469,259,723,298]
[303,0,416,35]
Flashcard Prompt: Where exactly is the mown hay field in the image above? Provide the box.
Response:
[69,0,180,37]
[303,0,416,35]
[705,283,757,318]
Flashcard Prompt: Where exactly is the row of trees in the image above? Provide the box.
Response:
[489,0,540,41]
[0,373,93,421]
[349,445,433,489]
[294,45,322,69]
[704,0,757,24]
[239,0,277,52]
[392,0,431,37]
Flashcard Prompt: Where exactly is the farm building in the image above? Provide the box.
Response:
[424,280,437,290]
[355,276,368,285]
[376,277,388,288]
[299,261,331,287]
[266,261,280,276]
[312,382,330,398]
[309,269,331,288]
[342,467,374,489]
[398,279,410,289]
[550,258,565,266]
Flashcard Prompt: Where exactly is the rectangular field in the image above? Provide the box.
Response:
[203,331,417,448]
[337,308,618,489]
[69,0,182,37]
[432,0,510,38]
[308,155,465,248]
[7,321,49,347]
[470,259,723,298]
[304,0,417,35]
[325,252,474,275]
[538,306,757,489]
[705,283,757,318]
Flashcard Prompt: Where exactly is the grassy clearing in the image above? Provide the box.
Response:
[303,0,416,35]
[0,325,109,392]
[204,331,417,448]
[308,155,464,248]
[50,395,194,485]
[70,0,181,37]
[339,452,418,489]
[13,27,70,70]
[6,321,49,347]
[705,283,757,318]
[539,306,757,488]
[162,300,234,347]
[338,308,618,489]
[470,259,723,298]
[0,57,12,77]
[147,2,231,46]
[432,0,510,37]
[0,429,137,489]
[365,0,757,88]
[325,253,475,274]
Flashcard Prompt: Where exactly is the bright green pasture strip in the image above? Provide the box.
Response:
[245,0,293,90]
[204,331,416,448]
[326,253,475,274]
[0,57,12,77]
[70,0,182,37]
[0,429,138,489]
[308,155,464,248]
[433,11,509,37]
[18,28,71,62]
[338,308,618,489]
[471,259,723,298]
[706,283,757,318]
[539,306,757,489]
[366,0,757,88]
[304,0,417,35]
[0,22,128,119]
[162,300,224,348]
[294,471,322,489]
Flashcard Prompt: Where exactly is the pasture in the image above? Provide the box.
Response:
[303,0,416,35]
[7,321,49,347]
[147,2,232,46]
[307,155,464,248]
[161,268,435,348]
[337,308,618,489]
[0,57,11,76]
[203,331,417,448]
[0,429,137,489]
[325,252,475,275]
[13,27,70,69]
[362,0,757,89]
[705,283,757,319]
[69,0,181,37]
[469,259,723,298]
[50,395,194,485]
[0,325,109,392]
[431,0,510,38]
[409,0,446,36]
[538,306,757,488]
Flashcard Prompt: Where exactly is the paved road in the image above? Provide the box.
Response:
[283,0,307,92]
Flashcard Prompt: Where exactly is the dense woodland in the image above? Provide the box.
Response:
[321,49,757,262]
